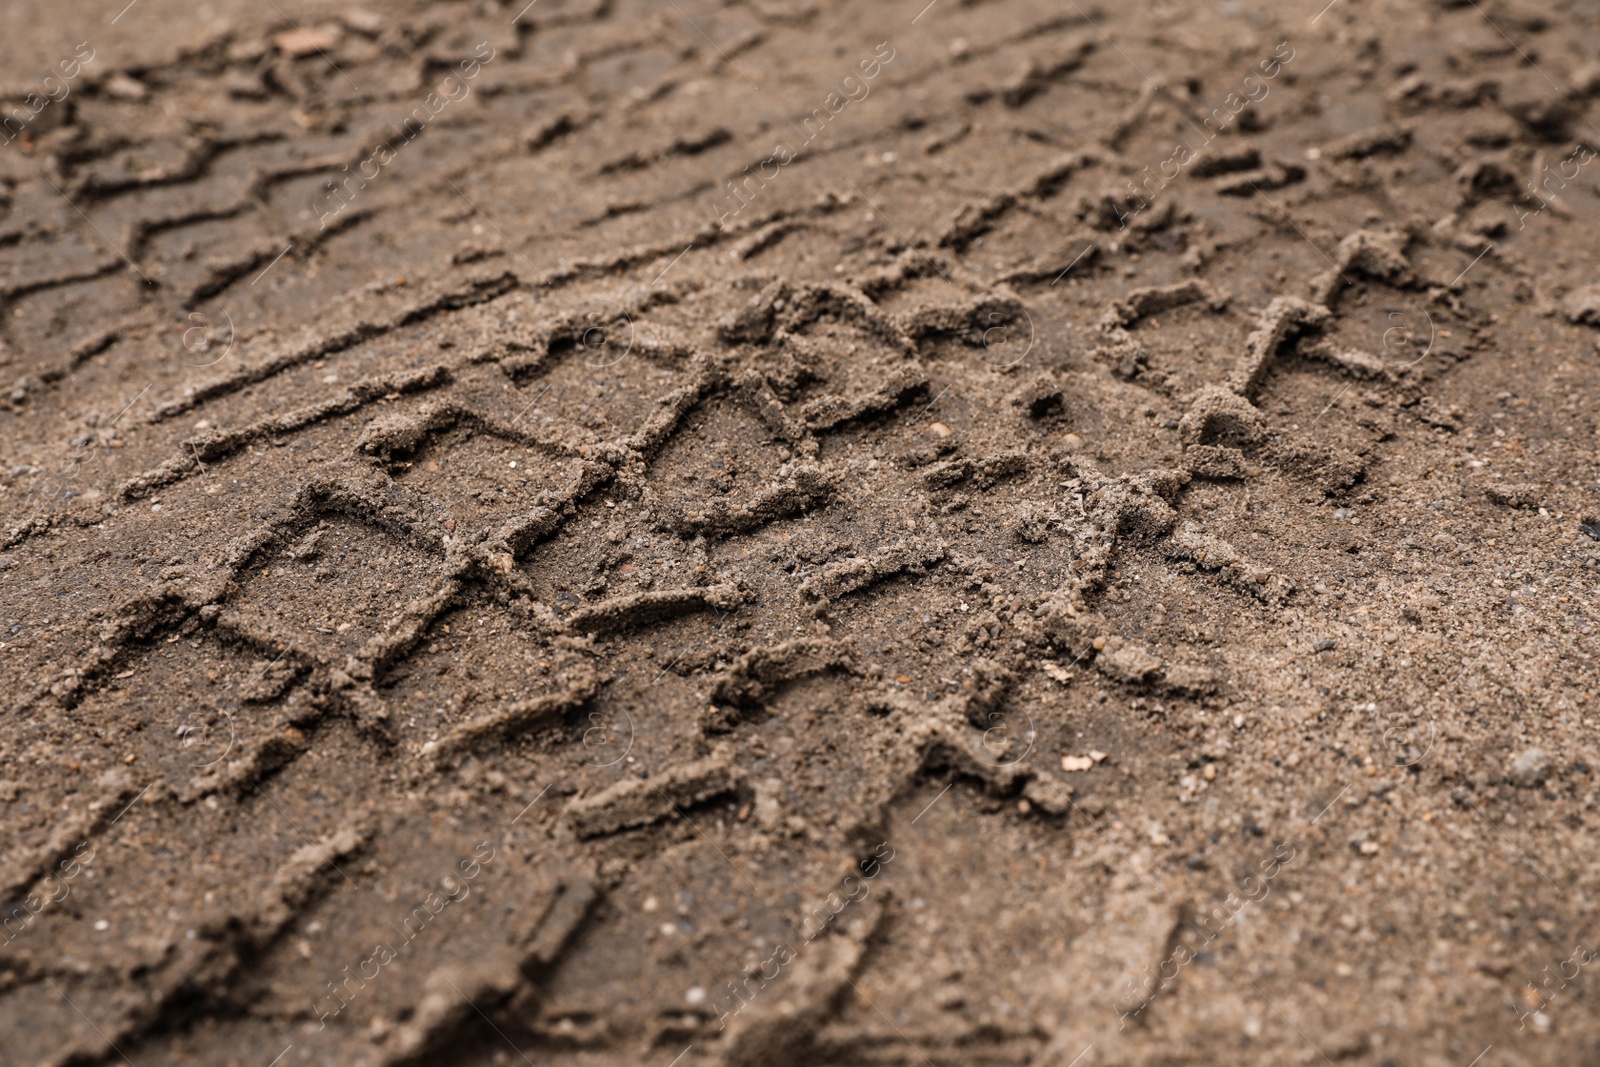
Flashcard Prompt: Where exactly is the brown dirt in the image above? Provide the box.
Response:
[3,1,1600,1065]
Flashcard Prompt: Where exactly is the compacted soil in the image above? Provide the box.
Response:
[3,0,1600,1064]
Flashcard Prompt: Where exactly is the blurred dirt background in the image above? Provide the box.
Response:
[3,0,1600,1065]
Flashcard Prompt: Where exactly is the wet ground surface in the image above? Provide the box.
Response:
[3,1,1600,1064]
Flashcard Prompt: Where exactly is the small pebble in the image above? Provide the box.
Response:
[1508,748,1551,788]
[273,25,343,57]
[103,73,148,101]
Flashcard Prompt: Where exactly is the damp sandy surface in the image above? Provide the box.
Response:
[2,1,1600,1065]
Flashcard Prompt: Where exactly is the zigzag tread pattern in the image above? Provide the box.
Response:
[3,0,1600,1064]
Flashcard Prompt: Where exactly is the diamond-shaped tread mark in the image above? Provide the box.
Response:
[713,672,900,840]
[139,212,278,302]
[47,636,306,809]
[391,428,586,535]
[226,516,439,662]
[520,345,692,442]
[0,636,296,871]
[782,315,921,406]
[377,601,588,752]
[0,229,116,296]
[517,500,708,610]
[1097,299,1243,393]
[644,399,808,532]
[6,275,142,376]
